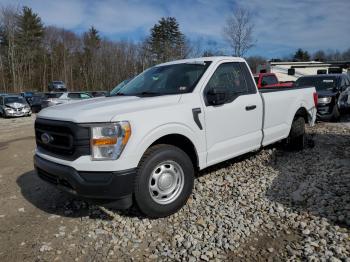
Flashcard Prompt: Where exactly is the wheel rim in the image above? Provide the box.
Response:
[148,160,185,205]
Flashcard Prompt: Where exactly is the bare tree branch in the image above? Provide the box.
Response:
[223,7,255,57]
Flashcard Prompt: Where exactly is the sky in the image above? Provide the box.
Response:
[1,0,350,58]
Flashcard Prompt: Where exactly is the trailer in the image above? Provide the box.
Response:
[257,61,350,82]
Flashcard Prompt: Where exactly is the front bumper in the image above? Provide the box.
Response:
[4,110,31,117]
[34,155,136,204]
[317,104,335,120]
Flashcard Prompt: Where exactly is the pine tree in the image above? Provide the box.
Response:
[83,26,101,52]
[293,48,310,61]
[81,26,101,89]
[16,6,44,90]
[146,17,186,64]
[17,6,43,49]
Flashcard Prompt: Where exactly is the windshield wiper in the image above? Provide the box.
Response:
[109,92,126,96]
[135,91,161,97]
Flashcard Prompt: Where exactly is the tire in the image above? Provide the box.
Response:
[331,104,341,122]
[134,144,194,218]
[286,116,305,151]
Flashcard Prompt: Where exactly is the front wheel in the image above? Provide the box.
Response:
[331,104,341,122]
[134,144,194,218]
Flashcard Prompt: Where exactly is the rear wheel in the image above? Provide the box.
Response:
[134,144,194,218]
[286,116,305,150]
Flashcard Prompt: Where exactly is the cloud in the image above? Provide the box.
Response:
[239,0,350,57]
[1,0,349,57]
[0,0,86,28]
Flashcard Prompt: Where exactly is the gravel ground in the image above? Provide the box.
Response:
[0,114,349,261]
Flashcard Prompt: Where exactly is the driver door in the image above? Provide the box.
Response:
[203,62,263,166]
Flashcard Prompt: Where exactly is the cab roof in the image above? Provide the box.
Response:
[157,56,245,67]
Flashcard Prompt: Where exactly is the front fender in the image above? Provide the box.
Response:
[133,122,204,168]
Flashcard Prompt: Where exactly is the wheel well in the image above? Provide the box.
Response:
[150,134,199,169]
[294,107,309,123]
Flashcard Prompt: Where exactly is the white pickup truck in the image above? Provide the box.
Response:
[34,57,317,218]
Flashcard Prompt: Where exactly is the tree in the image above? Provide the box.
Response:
[17,6,43,49]
[16,6,44,90]
[81,26,101,89]
[342,48,350,60]
[0,5,20,92]
[223,7,255,57]
[146,17,187,64]
[293,48,310,61]
[246,56,267,73]
[313,50,326,61]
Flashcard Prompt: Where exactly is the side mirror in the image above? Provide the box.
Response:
[207,88,228,105]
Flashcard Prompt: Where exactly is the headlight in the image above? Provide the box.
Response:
[5,107,13,112]
[318,97,332,104]
[90,121,131,160]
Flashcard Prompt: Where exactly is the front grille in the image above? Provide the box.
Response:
[35,118,90,160]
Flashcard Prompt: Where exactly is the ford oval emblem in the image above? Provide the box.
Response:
[41,133,53,144]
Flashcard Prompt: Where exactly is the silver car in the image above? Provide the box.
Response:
[48,81,66,92]
[0,95,32,117]
[41,92,93,108]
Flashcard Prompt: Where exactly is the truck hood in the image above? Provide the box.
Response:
[38,95,181,123]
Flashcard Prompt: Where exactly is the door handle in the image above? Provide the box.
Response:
[245,105,256,111]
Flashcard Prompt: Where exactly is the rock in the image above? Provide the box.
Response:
[329,257,342,262]
[40,244,52,252]
[267,247,274,253]
[196,218,206,227]
[302,229,311,235]
[148,254,158,260]
[192,250,201,258]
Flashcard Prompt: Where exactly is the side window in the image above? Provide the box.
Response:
[239,62,257,94]
[262,75,278,86]
[206,62,249,101]
[68,93,80,99]
[0,97,3,105]
[80,93,91,99]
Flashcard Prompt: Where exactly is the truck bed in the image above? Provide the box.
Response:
[259,86,317,146]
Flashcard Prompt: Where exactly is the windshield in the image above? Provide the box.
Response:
[5,96,27,104]
[295,76,339,91]
[110,62,211,96]
[110,79,131,95]
[23,92,34,97]
[53,81,63,84]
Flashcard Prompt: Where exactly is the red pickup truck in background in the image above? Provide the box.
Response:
[254,73,293,89]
